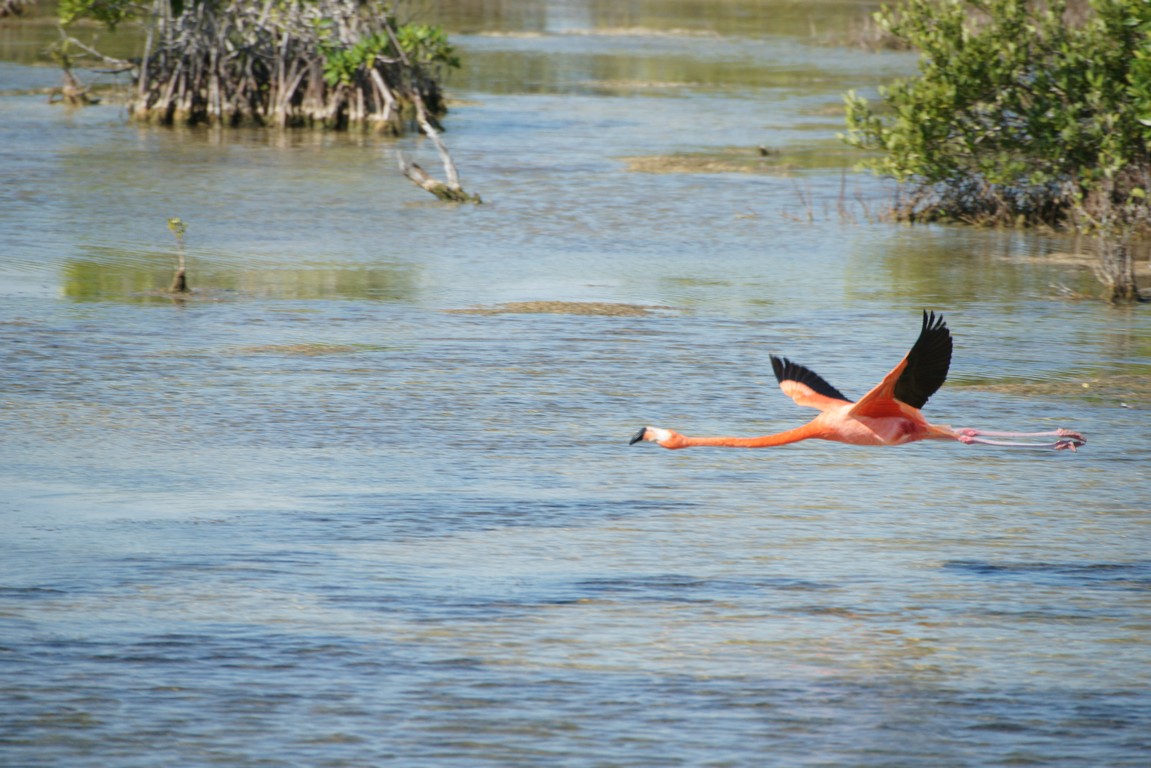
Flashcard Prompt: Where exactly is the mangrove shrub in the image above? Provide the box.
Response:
[843,0,1151,301]
[59,0,458,132]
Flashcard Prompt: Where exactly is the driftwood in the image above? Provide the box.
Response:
[49,67,100,106]
[46,37,114,107]
[385,22,480,203]
[396,77,479,202]
[397,130,480,203]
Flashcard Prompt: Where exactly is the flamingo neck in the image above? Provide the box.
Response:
[679,425,819,448]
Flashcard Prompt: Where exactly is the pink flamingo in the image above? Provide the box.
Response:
[630,311,1085,451]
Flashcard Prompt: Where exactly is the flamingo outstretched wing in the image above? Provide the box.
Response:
[770,355,852,412]
[632,310,1084,451]
[848,310,952,419]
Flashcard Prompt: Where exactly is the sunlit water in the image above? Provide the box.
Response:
[2,2,1150,766]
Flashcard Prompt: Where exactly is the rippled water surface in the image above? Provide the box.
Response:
[2,2,1150,766]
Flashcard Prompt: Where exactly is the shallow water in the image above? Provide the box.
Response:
[2,2,1150,766]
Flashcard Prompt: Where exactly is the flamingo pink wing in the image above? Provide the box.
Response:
[848,311,952,419]
[770,356,852,412]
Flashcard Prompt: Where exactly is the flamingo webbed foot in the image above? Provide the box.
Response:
[1056,428,1086,444]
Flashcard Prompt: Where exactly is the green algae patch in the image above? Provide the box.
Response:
[621,144,855,175]
[962,370,1151,408]
[621,150,799,175]
[448,301,673,317]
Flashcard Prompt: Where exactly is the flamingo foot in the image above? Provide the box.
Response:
[956,428,1086,451]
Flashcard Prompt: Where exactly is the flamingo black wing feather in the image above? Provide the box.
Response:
[771,355,849,402]
[893,310,952,409]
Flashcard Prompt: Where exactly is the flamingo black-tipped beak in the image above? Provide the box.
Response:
[629,427,648,445]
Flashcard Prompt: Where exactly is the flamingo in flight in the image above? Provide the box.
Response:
[630,311,1085,452]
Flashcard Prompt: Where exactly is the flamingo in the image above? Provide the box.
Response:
[629,311,1086,452]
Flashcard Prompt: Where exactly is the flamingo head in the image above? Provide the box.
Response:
[629,426,680,448]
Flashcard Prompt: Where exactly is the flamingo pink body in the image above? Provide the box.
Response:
[630,312,1086,452]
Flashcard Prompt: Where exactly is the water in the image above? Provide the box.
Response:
[2,2,1150,766]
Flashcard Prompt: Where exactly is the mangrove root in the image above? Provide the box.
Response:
[121,0,448,133]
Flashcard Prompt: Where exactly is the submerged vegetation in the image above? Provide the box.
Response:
[448,302,672,317]
[844,0,1150,302]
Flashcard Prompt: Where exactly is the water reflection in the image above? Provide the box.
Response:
[459,37,872,90]
[841,226,1099,307]
[5,1,890,70]
[450,23,914,97]
[428,0,884,40]
[0,7,141,65]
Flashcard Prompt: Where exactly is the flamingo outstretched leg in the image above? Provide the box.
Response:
[955,428,1086,451]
